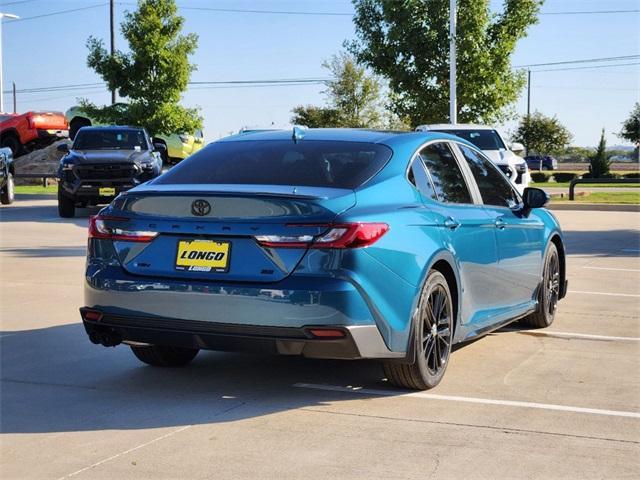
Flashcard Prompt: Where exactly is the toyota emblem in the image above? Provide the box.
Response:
[191,199,211,216]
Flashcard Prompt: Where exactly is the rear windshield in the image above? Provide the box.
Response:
[73,130,148,150]
[433,129,506,151]
[155,140,392,189]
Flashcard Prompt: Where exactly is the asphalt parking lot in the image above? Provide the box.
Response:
[1,196,639,480]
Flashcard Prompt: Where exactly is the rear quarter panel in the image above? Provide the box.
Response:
[325,173,446,352]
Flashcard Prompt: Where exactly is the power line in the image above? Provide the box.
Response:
[539,9,640,15]
[532,62,640,72]
[116,2,352,17]
[117,2,640,17]
[2,78,331,95]
[533,85,638,91]
[515,54,640,68]
[4,3,106,23]
[10,82,103,94]
[0,0,41,6]
[4,1,638,22]
[189,78,331,86]
[189,82,326,91]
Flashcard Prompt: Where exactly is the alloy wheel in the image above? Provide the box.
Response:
[421,285,452,376]
[546,250,560,315]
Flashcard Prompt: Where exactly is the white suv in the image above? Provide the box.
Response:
[415,124,530,194]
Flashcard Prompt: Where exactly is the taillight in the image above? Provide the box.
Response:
[88,215,158,242]
[255,223,389,249]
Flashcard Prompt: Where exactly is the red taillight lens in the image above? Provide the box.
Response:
[88,215,158,242]
[255,223,389,249]
[314,223,389,249]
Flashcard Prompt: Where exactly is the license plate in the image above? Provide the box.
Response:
[99,187,116,196]
[175,240,230,273]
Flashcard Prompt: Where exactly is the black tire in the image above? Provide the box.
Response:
[524,242,560,328]
[1,173,15,205]
[384,270,454,390]
[1,134,21,158]
[542,166,550,171]
[160,149,169,166]
[57,184,75,218]
[130,345,199,367]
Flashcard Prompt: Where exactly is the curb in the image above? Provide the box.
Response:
[549,203,640,212]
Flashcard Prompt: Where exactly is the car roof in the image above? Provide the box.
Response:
[78,125,145,132]
[220,128,409,144]
[415,123,497,131]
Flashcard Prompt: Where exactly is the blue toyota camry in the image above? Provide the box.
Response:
[82,128,567,390]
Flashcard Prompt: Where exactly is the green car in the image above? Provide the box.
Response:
[65,106,204,164]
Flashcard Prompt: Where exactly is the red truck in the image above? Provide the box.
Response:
[0,111,69,157]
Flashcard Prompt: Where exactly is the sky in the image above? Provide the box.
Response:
[1,0,639,147]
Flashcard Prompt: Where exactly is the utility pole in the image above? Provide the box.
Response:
[110,0,116,104]
[0,12,20,113]
[449,0,457,124]
[12,80,16,113]
[526,69,531,117]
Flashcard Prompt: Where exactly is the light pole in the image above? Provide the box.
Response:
[0,12,20,113]
[449,0,457,124]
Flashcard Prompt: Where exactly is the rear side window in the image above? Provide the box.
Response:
[457,144,520,208]
[419,143,472,204]
[408,158,437,201]
[156,140,392,189]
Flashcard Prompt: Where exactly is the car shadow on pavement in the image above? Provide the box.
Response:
[0,323,386,434]
[561,229,640,257]
[1,196,102,225]
[0,246,86,257]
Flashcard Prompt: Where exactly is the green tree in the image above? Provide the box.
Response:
[291,52,384,128]
[348,0,542,126]
[512,112,572,155]
[81,0,201,136]
[619,102,640,145]
[619,102,640,161]
[589,129,610,178]
[291,105,340,128]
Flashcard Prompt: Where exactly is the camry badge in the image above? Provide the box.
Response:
[191,199,211,216]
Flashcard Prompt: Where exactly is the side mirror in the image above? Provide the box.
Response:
[522,187,549,210]
[153,143,167,152]
[510,142,525,154]
[57,143,69,153]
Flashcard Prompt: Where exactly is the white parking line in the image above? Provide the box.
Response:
[582,266,640,273]
[294,383,640,419]
[57,425,191,479]
[515,330,640,342]
[569,290,640,298]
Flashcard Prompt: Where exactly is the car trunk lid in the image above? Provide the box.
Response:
[107,184,355,283]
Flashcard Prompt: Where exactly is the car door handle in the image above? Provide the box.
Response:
[495,217,506,229]
[444,217,461,230]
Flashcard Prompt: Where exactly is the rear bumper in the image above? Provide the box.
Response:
[84,266,405,359]
[37,128,68,140]
[80,309,403,360]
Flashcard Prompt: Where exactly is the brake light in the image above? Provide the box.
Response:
[255,223,389,249]
[88,215,158,242]
[30,114,44,127]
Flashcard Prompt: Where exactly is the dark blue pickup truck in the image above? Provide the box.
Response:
[525,155,558,171]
